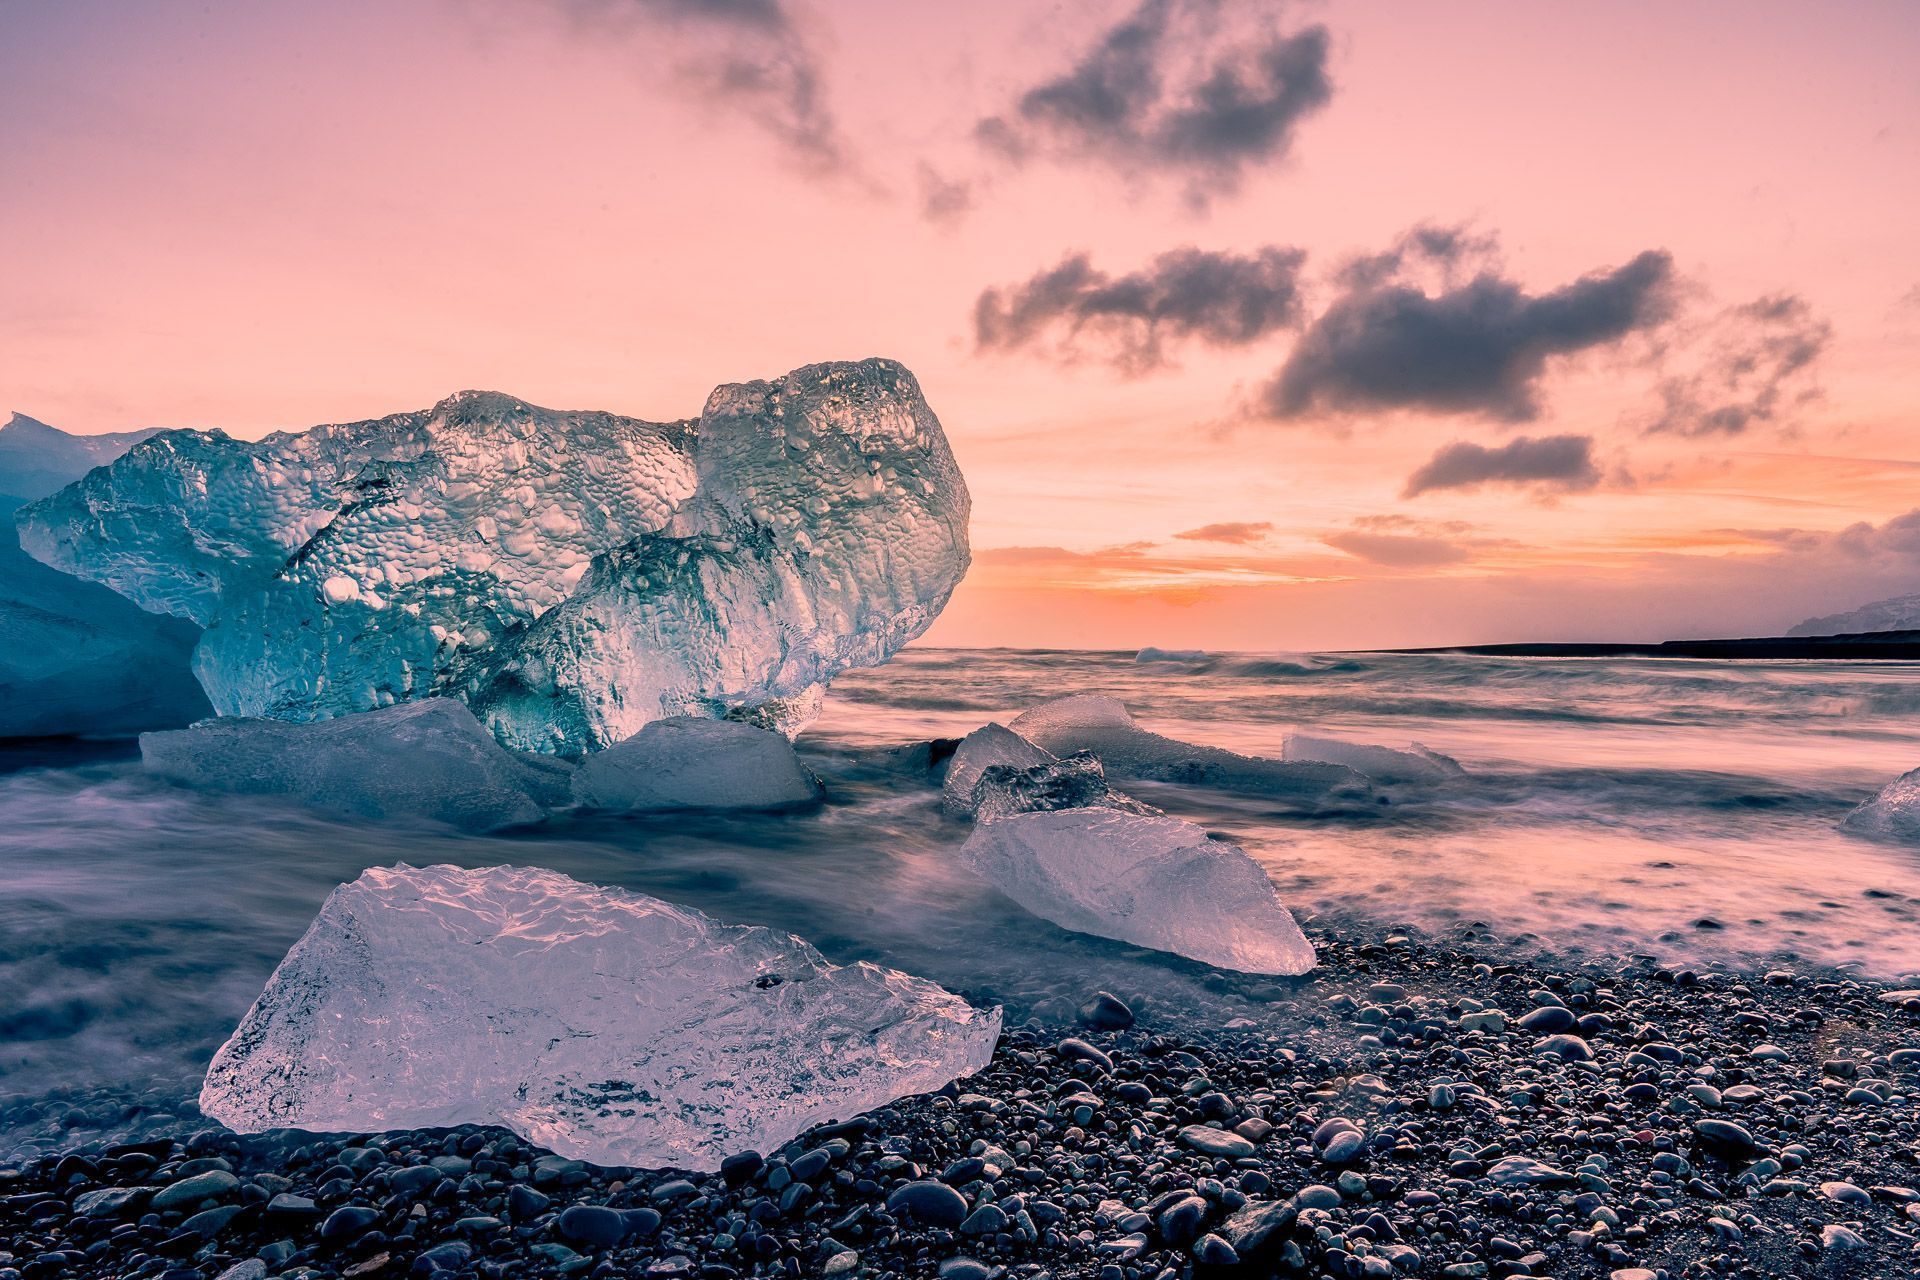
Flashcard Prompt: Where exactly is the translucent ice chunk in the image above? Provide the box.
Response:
[942,723,1056,816]
[573,717,823,812]
[140,699,568,831]
[957,809,1315,975]
[1844,768,1920,842]
[21,360,970,753]
[200,864,1002,1170]
[1281,733,1465,783]
[1009,695,1364,800]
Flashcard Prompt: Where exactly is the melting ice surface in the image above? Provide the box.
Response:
[14,648,1920,1156]
[201,864,1000,1170]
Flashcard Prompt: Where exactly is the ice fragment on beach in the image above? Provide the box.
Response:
[944,722,1153,820]
[200,863,1002,1170]
[1843,767,1920,842]
[1009,694,1364,799]
[20,360,970,753]
[1280,733,1464,783]
[942,723,1057,816]
[572,717,822,812]
[956,808,1315,974]
[140,699,567,831]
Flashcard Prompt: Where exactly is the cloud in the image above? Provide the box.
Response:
[1173,520,1274,544]
[1260,238,1678,423]
[1644,293,1831,436]
[1402,434,1602,498]
[975,0,1333,206]
[1322,530,1470,567]
[974,245,1308,372]
[533,0,851,174]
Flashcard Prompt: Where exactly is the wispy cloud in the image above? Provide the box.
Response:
[974,246,1307,372]
[973,0,1333,208]
[1260,234,1678,424]
[1644,293,1831,436]
[1402,434,1603,498]
[1173,520,1274,544]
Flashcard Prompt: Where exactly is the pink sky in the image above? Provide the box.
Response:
[4,0,1918,649]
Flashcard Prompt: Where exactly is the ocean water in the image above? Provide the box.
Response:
[6,647,1920,1157]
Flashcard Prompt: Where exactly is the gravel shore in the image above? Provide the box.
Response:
[6,927,1920,1280]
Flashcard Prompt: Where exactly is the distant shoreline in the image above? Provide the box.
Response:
[1391,630,1920,660]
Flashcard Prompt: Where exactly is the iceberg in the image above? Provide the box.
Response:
[1,415,209,738]
[957,809,1315,975]
[573,717,823,812]
[19,359,970,753]
[1008,694,1365,800]
[200,864,1002,1170]
[141,699,569,831]
[1281,733,1464,783]
[1844,767,1920,842]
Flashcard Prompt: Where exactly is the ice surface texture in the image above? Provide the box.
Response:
[573,717,823,812]
[1,416,210,737]
[1844,768,1920,842]
[200,864,1002,1170]
[958,809,1315,975]
[1010,695,1365,799]
[19,360,970,753]
[142,699,569,831]
[1281,733,1464,784]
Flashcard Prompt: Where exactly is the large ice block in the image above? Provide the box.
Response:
[1009,695,1364,799]
[572,717,823,812]
[200,864,1002,1170]
[20,360,970,753]
[141,699,568,831]
[956,808,1315,974]
[1844,767,1920,842]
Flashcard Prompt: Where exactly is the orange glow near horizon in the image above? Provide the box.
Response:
[3,0,1918,650]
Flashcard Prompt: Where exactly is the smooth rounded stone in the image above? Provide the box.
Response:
[1220,1199,1301,1260]
[1180,1125,1257,1159]
[1056,1037,1114,1073]
[1820,1181,1872,1206]
[557,1204,629,1248]
[415,1241,475,1274]
[149,1168,239,1211]
[1157,1194,1209,1245]
[823,1251,861,1278]
[1320,1129,1366,1165]
[507,1184,552,1220]
[937,1261,993,1280]
[214,1263,267,1280]
[1821,1224,1870,1252]
[73,1186,149,1217]
[886,1180,969,1228]
[1534,1033,1594,1061]
[1749,1043,1792,1061]
[1694,1119,1760,1158]
[1193,1233,1240,1266]
[571,718,823,813]
[1291,1186,1342,1211]
[264,1192,319,1217]
[720,1151,764,1186]
[1078,991,1135,1031]
[318,1204,382,1240]
[1458,1010,1506,1034]
[180,1203,247,1237]
[1515,1005,1576,1034]
[959,1203,1008,1235]
[1486,1156,1575,1186]
[1610,1271,1658,1280]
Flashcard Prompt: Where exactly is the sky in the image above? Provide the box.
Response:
[3,0,1918,650]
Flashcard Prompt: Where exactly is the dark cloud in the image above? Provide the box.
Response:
[1402,434,1602,498]
[1174,521,1274,544]
[541,0,849,173]
[917,164,974,226]
[1260,243,1678,423]
[1322,530,1470,567]
[976,0,1333,205]
[974,245,1307,372]
[1644,293,1831,436]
